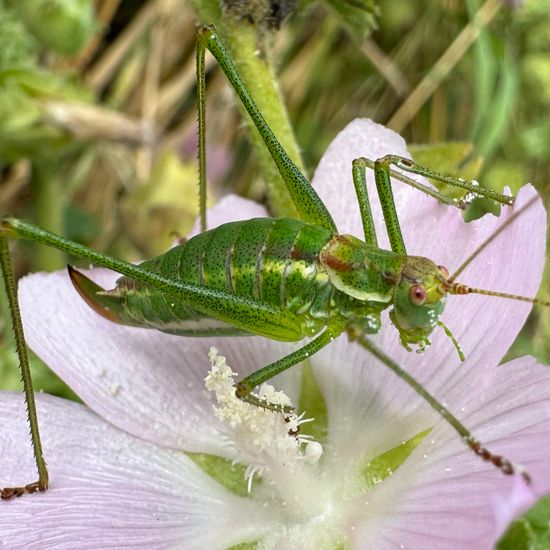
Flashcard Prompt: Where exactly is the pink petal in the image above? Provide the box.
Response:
[312,119,546,369]
[0,392,279,549]
[492,475,536,536]
[19,269,291,456]
[312,118,418,244]
[188,194,269,237]
[18,194,293,455]
[315,189,545,473]
[309,119,546,459]
[348,355,550,549]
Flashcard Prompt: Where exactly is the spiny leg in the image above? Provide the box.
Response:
[354,153,517,256]
[1,218,306,342]
[0,237,48,499]
[196,25,336,233]
[0,217,321,496]
[353,153,515,256]
[196,29,208,233]
[198,25,512,236]
[351,156,452,248]
[352,331,529,483]
[353,154,457,252]
[375,154,514,206]
[197,25,508,241]
[235,326,342,412]
[351,158,378,246]
[360,157,464,208]
[0,215,319,497]
[352,157,407,255]
[359,153,462,255]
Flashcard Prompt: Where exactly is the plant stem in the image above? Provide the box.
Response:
[33,161,64,271]
[190,4,305,217]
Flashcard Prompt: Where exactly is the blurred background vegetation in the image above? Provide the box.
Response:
[0,0,549,543]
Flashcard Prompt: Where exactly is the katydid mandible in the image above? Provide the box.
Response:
[1,25,548,500]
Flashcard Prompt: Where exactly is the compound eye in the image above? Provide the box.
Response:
[410,285,427,305]
[438,265,449,279]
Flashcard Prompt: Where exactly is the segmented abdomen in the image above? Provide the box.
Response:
[114,218,334,337]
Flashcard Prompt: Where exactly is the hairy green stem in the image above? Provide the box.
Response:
[222,21,304,217]
[33,161,64,271]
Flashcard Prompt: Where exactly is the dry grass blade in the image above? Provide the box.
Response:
[388,0,503,132]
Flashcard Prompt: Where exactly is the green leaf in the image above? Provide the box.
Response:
[16,0,97,56]
[466,0,497,143]
[409,142,483,200]
[321,0,379,41]
[497,495,550,550]
[462,197,501,223]
[497,518,536,550]
[0,8,39,69]
[474,49,518,161]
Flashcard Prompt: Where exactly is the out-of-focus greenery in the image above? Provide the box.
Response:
[13,0,96,56]
[0,0,549,545]
[497,494,550,549]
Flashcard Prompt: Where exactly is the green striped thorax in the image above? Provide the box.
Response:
[320,234,449,351]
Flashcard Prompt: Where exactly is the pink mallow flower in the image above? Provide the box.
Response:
[1,119,549,549]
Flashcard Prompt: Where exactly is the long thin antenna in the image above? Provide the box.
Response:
[448,195,539,283]
[448,283,550,307]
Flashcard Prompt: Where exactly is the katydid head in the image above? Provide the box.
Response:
[391,194,549,360]
[321,235,466,356]
[390,255,549,360]
[389,257,449,352]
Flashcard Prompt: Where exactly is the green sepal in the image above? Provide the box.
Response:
[298,360,329,445]
[186,452,252,497]
[361,427,431,489]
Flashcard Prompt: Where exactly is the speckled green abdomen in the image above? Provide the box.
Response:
[112,218,334,338]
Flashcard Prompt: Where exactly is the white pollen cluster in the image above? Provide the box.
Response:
[204,347,322,491]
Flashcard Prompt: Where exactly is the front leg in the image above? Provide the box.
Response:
[376,154,514,206]
[235,327,343,412]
